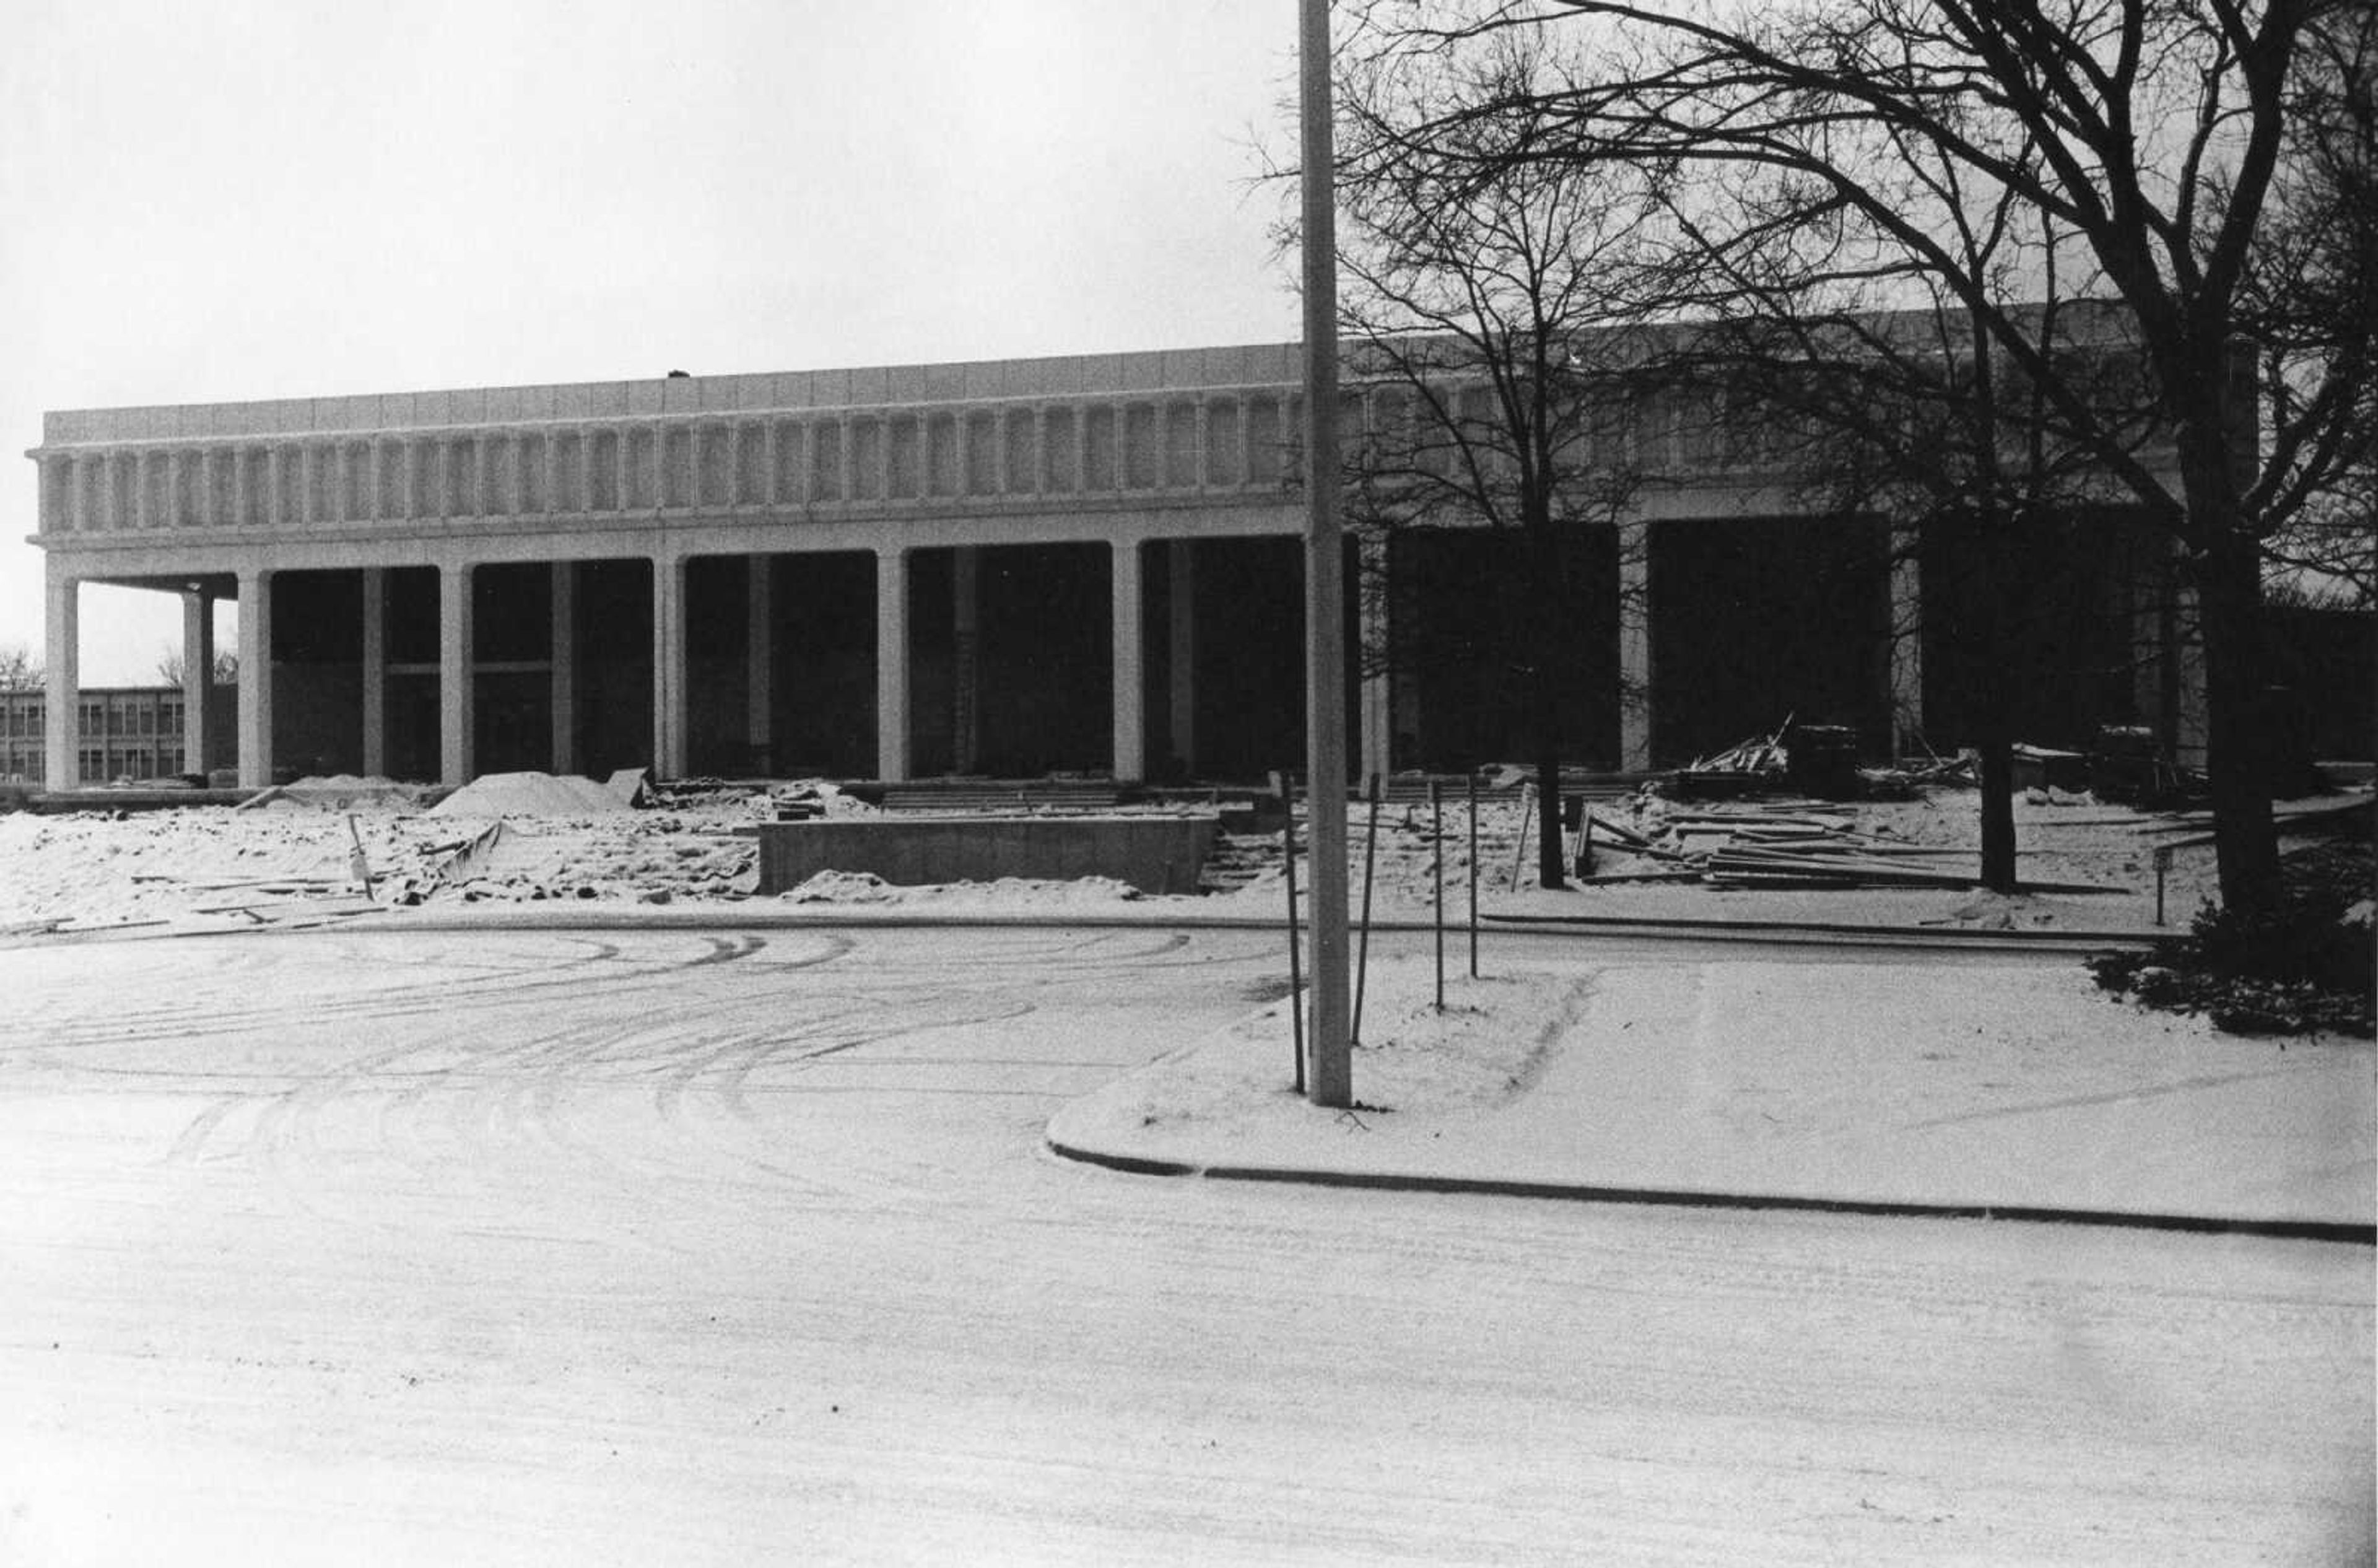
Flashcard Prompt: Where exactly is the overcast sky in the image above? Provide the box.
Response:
[1,1,1304,684]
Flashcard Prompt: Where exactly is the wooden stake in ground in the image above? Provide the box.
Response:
[1468,771,1481,978]
[1283,777,1304,1095]
[1509,782,1535,891]
[1432,779,1445,1011]
[345,814,376,899]
[1353,773,1380,1045]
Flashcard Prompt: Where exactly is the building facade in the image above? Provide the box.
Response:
[27,339,2206,792]
[0,684,236,785]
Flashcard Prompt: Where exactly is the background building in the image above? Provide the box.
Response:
[26,336,2218,792]
[0,684,235,785]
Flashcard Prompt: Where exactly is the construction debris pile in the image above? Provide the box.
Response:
[1678,719,2213,808]
[1590,800,2109,893]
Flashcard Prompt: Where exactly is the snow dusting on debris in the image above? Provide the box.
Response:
[429,770,632,817]
[780,869,1144,906]
[0,773,2365,938]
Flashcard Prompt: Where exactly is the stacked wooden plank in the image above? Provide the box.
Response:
[1626,803,2117,892]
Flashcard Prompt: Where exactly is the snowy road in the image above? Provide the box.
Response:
[0,926,2367,1565]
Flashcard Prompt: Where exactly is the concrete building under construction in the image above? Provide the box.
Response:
[27,336,2208,793]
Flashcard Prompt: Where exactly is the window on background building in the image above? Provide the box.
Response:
[80,749,104,783]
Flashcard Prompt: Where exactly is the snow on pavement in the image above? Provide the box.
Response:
[0,926,2367,1564]
[1051,950,2376,1230]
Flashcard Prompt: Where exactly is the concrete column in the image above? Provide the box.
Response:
[181,589,214,781]
[1111,539,1146,782]
[42,570,78,791]
[1359,531,1393,783]
[38,456,66,534]
[952,546,980,773]
[237,568,274,789]
[651,554,687,777]
[1167,539,1196,775]
[229,448,253,530]
[394,437,417,520]
[360,568,387,778]
[1619,521,1655,772]
[1888,524,1925,758]
[551,561,578,774]
[439,562,474,788]
[875,546,910,781]
[746,555,773,770]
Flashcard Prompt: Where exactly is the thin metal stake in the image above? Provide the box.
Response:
[1353,773,1380,1045]
[1431,779,1445,1011]
[1509,780,1533,891]
[1283,773,1304,1092]
[1467,771,1480,978]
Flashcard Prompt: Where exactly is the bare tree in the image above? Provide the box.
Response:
[1302,23,1664,888]
[154,645,240,687]
[0,644,41,692]
[1354,0,2373,912]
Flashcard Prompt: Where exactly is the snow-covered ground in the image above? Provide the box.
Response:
[2,778,2369,1561]
[0,926,2367,1564]
[1052,949,2376,1229]
[4,772,2366,936]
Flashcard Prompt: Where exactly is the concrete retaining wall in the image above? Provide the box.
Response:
[757,815,1219,896]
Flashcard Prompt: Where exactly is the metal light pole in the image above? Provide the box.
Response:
[1299,0,1351,1108]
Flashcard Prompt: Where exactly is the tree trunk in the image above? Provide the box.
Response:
[1535,729,1566,889]
[2171,396,2283,915]
[1966,508,2019,892]
[1977,735,2017,892]
[1525,517,1567,890]
[2195,532,2284,913]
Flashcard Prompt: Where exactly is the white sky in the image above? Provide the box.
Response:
[0,1,1304,684]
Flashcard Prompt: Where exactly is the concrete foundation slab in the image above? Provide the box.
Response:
[757,814,1217,895]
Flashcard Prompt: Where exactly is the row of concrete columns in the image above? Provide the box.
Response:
[44,525,1965,792]
[44,538,1195,792]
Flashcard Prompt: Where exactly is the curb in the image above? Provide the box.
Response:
[1045,1138,2376,1246]
[144,903,2159,952]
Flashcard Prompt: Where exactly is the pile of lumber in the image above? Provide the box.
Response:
[1691,815,1991,889]
[1585,801,2111,892]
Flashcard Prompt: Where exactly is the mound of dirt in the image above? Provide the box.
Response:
[429,772,633,819]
